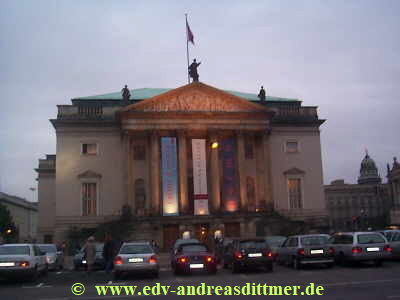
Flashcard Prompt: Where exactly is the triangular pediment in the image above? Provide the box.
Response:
[77,170,102,179]
[283,167,305,175]
[120,82,271,113]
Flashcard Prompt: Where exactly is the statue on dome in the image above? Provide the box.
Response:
[122,85,131,101]
[188,59,201,82]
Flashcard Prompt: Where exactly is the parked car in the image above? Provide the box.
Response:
[114,242,158,279]
[328,232,392,266]
[265,236,286,260]
[380,230,400,260]
[0,244,48,281]
[73,243,105,271]
[172,239,200,254]
[37,244,63,271]
[276,234,334,269]
[223,238,274,273]
[171,243,217,275]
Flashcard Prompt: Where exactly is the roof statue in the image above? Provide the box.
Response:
[188,59,201,82]
[258,86,266,101]
[122,85,131,101]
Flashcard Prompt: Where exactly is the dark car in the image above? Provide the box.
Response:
[276,234,334,269]
[223,238,274,273]
[73,243,105,271]
[171,243,217,275]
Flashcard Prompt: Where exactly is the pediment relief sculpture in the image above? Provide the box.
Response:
[77,170,102,179]
[283,167,305,175]
[121,82,270,114]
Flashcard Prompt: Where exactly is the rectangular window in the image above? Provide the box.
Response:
[245,143,254,160]
[286,141,299,153]
[82,182,97,216]
[288,178,302,209]
[82,143,97,155]
[133,145,146,160]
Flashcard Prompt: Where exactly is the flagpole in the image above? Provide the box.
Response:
[185,13,190,84]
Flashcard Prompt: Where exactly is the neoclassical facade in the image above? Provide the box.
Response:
[388,157,400,224]
[325,153,390,231]
[36,82,327,248]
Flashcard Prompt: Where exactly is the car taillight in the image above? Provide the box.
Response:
[352,247,362,254]
[298,248,305,256]
[234,251,244,260]
[265,251,273,257]
[148,255,157,264]
[384,245,392,252]
[205,256,214,263]
[178,256,188,264]
[328,247,335,255]
[114,256,123,265]
[19,261,29,267]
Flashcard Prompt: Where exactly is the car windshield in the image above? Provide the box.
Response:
[301,236,329,246]
[239,240,267,249]
[265,236,286,247]
[120,245,153,254]
[180,244,208,253]
[174,239,199,249]
[358,234,385,244]
[392,232,400,242]
[38,245,57,253]
[0,246,30,255]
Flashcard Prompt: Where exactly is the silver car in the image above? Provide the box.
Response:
[328,232,392,266]
[276,234,334,269]
[382,230,400,259]
[37,244,63,271]
[0,244,48,281]
[114,242,159,279]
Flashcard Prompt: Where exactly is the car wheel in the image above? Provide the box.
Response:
[152,271,159,278]
[335,253,345,266]
[265,263,273,272]
[73,264,79,271]
[114,271,121,280]
[326,263,333,268]
[374,260,383,267]
[232,262,241,274]
[293,258,301,270]
[30,267,38,282]
[42,264,49,276]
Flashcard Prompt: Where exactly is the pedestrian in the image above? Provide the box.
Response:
[84,236,96,275]
[103,233,119,281]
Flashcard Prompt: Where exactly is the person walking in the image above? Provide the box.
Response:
[84,236,96,275]
[103,233,120,282]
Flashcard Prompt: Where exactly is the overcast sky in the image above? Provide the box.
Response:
[1,0,399,202]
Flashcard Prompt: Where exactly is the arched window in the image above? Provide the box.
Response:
[135,179,146,213]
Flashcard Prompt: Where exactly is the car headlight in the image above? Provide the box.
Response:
[46,256,55,264]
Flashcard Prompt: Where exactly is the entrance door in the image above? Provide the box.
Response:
[224,222,241,238]
[163,224,179,251]
[195,224,210,247]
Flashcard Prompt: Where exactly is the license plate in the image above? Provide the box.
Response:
[310,249,324,254]
[367,247,380,252]
[128,258,143,263]
[248,253,262,257]
[190,264,204,269]
[0,262,15,267]
[82,260,87,264]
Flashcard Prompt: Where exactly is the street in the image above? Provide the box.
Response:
[1,260,399,299]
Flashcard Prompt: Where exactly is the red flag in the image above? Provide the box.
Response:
[186,19,194,45]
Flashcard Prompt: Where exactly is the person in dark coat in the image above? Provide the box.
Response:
[103,233,121,276]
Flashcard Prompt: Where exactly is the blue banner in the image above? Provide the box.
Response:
[221,137,239,212]
[161,137,179,216]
